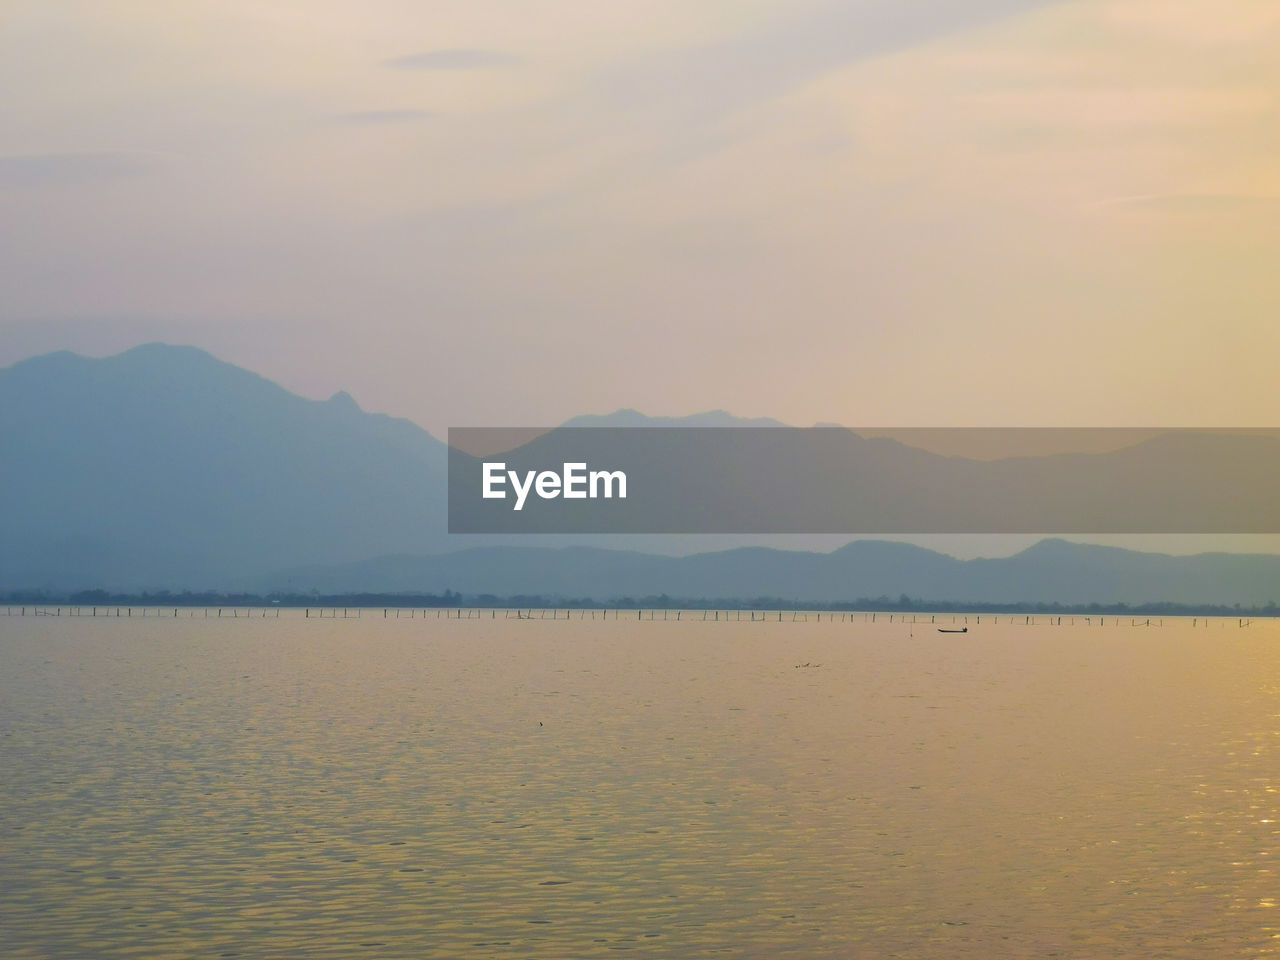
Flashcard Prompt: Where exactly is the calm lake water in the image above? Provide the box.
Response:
[2,612,1278,958]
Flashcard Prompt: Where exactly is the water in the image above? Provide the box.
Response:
[2,613,1278,957]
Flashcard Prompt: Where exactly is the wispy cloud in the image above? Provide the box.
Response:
[335,110,435,125]
[511,0,1066,179]
[591,0,1064,129]
[0,151,153,189]
[382,49,519,71]
[1091,192,1280,212]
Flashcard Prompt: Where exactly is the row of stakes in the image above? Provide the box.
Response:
[0,605,1259,627]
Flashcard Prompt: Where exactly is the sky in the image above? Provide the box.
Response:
[2,0,1278,439]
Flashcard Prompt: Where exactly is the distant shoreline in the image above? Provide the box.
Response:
[3,590,1276,618]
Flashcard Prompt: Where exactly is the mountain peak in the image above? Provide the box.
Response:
[560,409,790,428]
[1014,538,1163,561]
[327,390,362,412]
[120,341,214,360]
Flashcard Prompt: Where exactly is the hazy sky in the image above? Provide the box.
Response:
[2,0,1278,437]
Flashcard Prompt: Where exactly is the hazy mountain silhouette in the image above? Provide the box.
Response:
[255,538,1280,606]
[450,425,1280,534]
[560,409,790,428]
[0,344,448,587]
[2,344,1278,604]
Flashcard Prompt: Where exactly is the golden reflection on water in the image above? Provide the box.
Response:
[2,614,1278,957]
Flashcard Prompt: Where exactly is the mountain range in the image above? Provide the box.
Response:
[447,423,1280,534]
[259,538,1280,607]
[0,344,447,587]
[2,343,1277,605]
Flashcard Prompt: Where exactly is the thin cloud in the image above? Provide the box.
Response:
[1092,192,1280,211]
[513,0,1067,179]
[335,110,435,125]
[589,0,1066,139]
[0,151,153,189]
[382,49,520,71]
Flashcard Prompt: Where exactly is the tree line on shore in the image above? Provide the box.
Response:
[1,588,1276,617]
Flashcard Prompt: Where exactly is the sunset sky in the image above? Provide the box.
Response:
[3,0,1278,437]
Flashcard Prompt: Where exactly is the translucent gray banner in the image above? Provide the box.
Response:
[448,427,1280,533]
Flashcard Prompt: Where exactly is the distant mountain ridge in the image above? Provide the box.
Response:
[0,344,449,587]
[449,423,1280,534]
[560,409,790,428]
[254,538,1280,606]
[2,343,1278,604]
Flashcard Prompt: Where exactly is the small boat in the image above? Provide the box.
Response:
[937,627,968,633]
